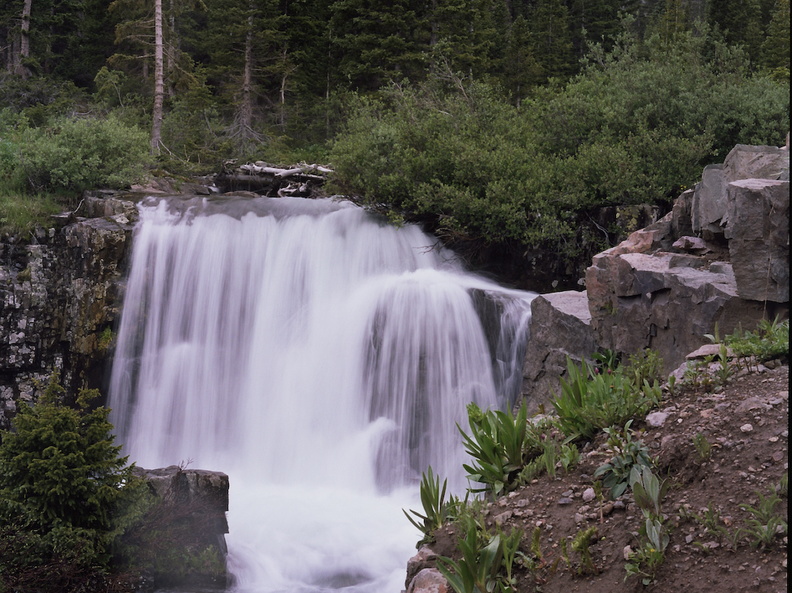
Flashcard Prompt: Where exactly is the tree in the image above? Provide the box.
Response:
[528,0,575,81]
[329,0,426,92]
[760,0,790,75]
[151,0,164,152]
[499,15,543,104]
[0,375,147,590]
[568,0,622,59]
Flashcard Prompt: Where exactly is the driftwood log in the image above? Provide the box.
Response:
[216,161,333,197]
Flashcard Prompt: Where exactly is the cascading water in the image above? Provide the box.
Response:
[108,195,536,593]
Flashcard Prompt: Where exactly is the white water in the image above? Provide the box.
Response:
[108,195,536,592]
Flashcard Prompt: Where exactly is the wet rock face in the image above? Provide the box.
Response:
[0,196,136,427]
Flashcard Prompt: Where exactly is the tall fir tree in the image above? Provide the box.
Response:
[528,0,575,80]
[760,0,790,73]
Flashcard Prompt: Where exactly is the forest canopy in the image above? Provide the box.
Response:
[0,0,789,273]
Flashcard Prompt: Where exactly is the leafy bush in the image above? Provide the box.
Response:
[329,30,789,269]
[15,114,150,196]
[0,375,148,592]
[552,358,661,441]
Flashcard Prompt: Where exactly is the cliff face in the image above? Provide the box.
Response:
[0,195,137,428]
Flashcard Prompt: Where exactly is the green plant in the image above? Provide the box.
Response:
[437,516,523,593]
[571,526,599,575]
[777,472,788,498]
[630,466,670,517]
[726,317,789,366]
[624,349,664,386]
[681,503,733,547]
[403,467,454,544]
[15,114,150,197]
[692,433,712,460]
[0,373,149,590]
[552,358,661,441]
[591,349,620,373]
[713,342,733,386]
[738,490,788,549]
[460,401,537,497]
[593,421,653,499]
[559,442,580,473]
[625,516,669,585]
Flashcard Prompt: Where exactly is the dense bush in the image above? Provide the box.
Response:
[329,30,789,266]
[0,376,148,592]
[14,114,150,196]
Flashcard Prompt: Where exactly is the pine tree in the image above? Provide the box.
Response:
[499,15,543,104]
[0,376,143,564]
[528,0,575,81]
[760,0,790,74]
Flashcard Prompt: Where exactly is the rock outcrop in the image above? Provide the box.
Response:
[0,195,137,427]
[128,466,230,589]
[521,290,596,411]
[523,142,789,395]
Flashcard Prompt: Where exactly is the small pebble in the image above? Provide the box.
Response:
[740,423,754,433]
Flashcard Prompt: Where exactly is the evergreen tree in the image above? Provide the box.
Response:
[499,15,543,104]
[708,0,764,62]
[760,0,790,75]
[528,0,575,80]
[0,376,146,584]
[568,0,622,59]
[427,0,501,78]
[329,0,426,92]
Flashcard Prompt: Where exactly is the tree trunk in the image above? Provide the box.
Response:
[15,0,33,78]
[239,10,254,133]
[151,0,164,154]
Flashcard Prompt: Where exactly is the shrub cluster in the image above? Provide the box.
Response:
[329,30,789,267]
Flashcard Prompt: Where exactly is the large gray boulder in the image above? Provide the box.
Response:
[585,250,766,373]
[524,142,789,383]
[691,144,789,236]
[522,290,597,411]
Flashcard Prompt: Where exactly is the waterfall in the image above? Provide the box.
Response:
[108,195,536,592]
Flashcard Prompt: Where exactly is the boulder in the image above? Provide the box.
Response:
[691,144,789,236]
[406,568,450,593]
[723,178,789,302]
[405,546,439,588]
[129,466,229,589]
[522,290,597,410]
[585,250,766,373]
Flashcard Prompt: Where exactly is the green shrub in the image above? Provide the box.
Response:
[460,401,554,497]
[552,358,661,441]
[16,114,150,196]
[0,375,148,591]
[726,317,789,364]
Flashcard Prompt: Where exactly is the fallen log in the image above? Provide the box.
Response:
[216,161,333,197]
